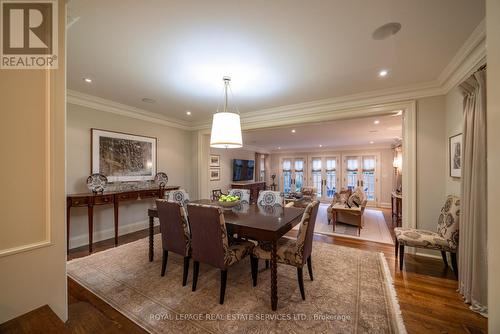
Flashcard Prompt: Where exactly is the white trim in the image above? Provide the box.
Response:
[402,101,417,229]
[68,219,159,250]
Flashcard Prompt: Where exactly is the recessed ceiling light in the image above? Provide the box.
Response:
[395,110,403,116]
[372,22,402,40]
[186,111,192,116]
[374,120,380,124]
[83,78,92,83]
[319,144,323,148]
[278,147,281,150]
[379,70,388,77]
[141,98,156,103]
[291,129,296,133]
[370,141,375,144]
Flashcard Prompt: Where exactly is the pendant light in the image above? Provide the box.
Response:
[210,76,243,148]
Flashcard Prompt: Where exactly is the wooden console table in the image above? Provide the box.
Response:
[391,191,402,228]
[67,186,179,254]
[231,181,266,204]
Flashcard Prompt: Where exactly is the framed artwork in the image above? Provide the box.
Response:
[449,133,462,178]
[209,154,220,167]
[91,128,157,182]
[209,168,220,181]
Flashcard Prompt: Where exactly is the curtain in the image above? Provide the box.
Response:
[346,158,358,171]
[458,69,488,316]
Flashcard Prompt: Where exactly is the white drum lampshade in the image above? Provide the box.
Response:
[210,112,243,148]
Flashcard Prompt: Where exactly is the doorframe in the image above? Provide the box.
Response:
[308,154,341,203]
[196,100,416,229]
[340,152,381,207]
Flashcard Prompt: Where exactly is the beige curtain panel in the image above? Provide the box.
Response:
[458,69,487,316]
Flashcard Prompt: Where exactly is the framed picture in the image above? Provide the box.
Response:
[209,154,220,167]
[209,168,220,181]
[449,133,462,178]
[91,129,157,182]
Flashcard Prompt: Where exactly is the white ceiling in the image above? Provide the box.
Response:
[243,114,402,151]
[67,0,484,124]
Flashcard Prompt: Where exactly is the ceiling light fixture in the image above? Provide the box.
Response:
[83,78,92,83]
[278,147,281,150]
[319,144,323,148]
[374,120,380,124]
[372,22,402,40]
[370,141,375,144]
[186,111,192,116]
[141,98,156,103]
[379,70,388,77]
[291,129,296,133]
[210,77,243,149]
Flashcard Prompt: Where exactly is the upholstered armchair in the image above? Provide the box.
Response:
[251,201,320,300]
[395,195,460,274]
[156,200,191,286]
[300,186,317,202]
[228,188,251,204]
[187,203,255,304]
[257,190,284,207]
[165,189,190,207]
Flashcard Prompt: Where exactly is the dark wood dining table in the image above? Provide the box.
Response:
[147,199,305,311]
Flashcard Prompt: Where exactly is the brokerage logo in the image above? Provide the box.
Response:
[1,0,58,69]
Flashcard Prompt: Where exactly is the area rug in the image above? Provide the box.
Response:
[67,235,406,334]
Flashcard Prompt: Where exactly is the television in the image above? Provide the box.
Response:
[232,159,255,181]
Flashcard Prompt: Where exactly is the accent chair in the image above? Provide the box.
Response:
[257,190,284,207]
[228,188,251,204]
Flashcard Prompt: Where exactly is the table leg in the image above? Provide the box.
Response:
[88,204,94,253]
[332,211,337,232]
[149,215,154,262]
[271,241,278,311]
[114,200,119,246]
[66,204,71,254]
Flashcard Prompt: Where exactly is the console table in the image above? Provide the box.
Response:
[391,191,402,228]
[66,186,179,254]
[231,181,266,204]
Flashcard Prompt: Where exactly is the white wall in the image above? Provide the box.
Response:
[66,103,193,249]
[209,147,256,193]
[445,87,463,196]
[487,0,500,328]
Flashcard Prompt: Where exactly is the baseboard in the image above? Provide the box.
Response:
[69,219,159,250]
[379,202,391,209]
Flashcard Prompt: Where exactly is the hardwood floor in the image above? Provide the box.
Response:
[1,220,487,334]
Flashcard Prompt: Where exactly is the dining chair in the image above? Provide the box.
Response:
[211,189,224,201]
[155,199,191,286]
[251,200,320,300]
[228,188,251,204]
[187,203,255,304]
[165,189,190,206]
[257,190,284,207]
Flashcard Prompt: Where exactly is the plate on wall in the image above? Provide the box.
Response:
[154,172,168,187]
[87,173,108,193]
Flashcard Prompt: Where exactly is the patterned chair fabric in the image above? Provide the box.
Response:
[228,189,251,204]
[395,195,460,252]
[155,199,191,256]
[253,201,320,267]
[187,203,254,269]
[257,190,284,207]
[300,186,317,202]
[165,189,190,207]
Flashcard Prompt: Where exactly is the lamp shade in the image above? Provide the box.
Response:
[210,112,243,148]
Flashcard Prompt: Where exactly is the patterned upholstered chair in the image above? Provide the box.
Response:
[251,201,320,300]
[257,190,284,207]
[211,189,224,201]
[156,200,191,286]
[187,203,255,304]
[300,186,317,202]
[395,195,460,274]
[228,188,251,204]
[165,189,190,207]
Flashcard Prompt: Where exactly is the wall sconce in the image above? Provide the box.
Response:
[393,155,402,172]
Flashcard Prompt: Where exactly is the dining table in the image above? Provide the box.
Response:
[147,199,305,311]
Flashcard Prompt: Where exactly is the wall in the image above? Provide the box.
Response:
[66,103,193,249]
[209,147,256,193]
[487,0,500,328]
[445,87,463,196]
[268,147,394,206]
[0,1,67,322]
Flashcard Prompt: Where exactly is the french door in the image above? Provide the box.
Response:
[343,155,378,206]
[310,156,339,202]
[281,157,306,194]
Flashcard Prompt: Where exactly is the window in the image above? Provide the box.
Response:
[362,156,376,200]
[325,158,336,198]
[282,159,292,194]
[312,158,322,197]
[259,156,266,181]
[294,159,304,192]
[346,157,358,190]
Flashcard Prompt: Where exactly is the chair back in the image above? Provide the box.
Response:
[156,200,191,256]
[165,189,190,206]
[257,190,284,207]
[437,195,460,250]
[228,189,251,204]
[296,200,320,265]
[212,189,223,201]
[187,203,228,269]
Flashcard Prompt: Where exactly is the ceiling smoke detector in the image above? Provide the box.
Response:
[142,98,156,103]
[372,22,402,40]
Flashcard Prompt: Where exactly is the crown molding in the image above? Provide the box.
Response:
[67,90,192,130]
[269,143,392,155]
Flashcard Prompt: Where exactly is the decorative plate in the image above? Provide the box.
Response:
[154,172,168,187]
[86,173,108,193]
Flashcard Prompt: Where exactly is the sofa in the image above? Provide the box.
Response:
[327,187,368,235]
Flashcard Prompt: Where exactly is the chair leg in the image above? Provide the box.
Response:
[307,256,313,281]
[441,251,448,267]
[192,261,199,292]
[265,260,269,269]
[220,270,228,305]
[297,267,305,300]
[450,253,458,276]
[161,250,168,277]
[250,255,258,287]
[395,239,399,258]
[182,256,190,286]
[399,245,405,271]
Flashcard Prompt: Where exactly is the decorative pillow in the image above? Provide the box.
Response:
[333,189,351,204]
[347,193,362,208]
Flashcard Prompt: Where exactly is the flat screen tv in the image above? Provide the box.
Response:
[233,159,254,181]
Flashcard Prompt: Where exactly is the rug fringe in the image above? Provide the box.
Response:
[379,252,407,334]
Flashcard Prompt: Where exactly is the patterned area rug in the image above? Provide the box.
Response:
[67,235,406,333]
